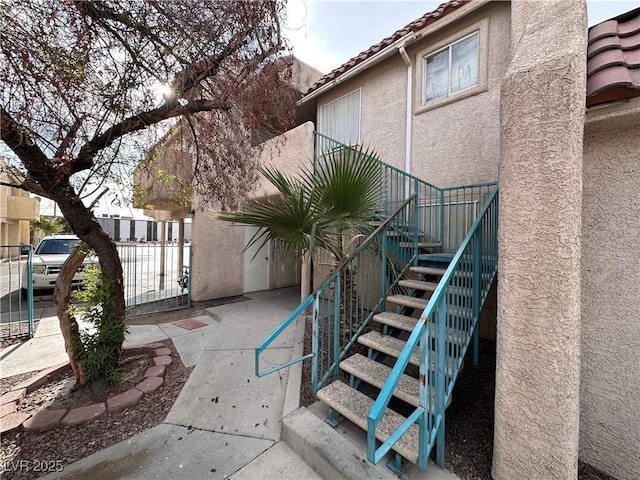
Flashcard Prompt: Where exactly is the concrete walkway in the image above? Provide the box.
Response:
[2,287,459,479]
[1,305,68,378]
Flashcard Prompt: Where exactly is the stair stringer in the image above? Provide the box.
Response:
[316,187,499,474]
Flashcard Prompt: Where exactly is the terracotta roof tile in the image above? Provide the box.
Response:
[588,48,625,76]
[588,35,621,58]
[303,0,470,97]
[589,20,619,42]
[621,30,640,48]
[587,7,640,106]
[618,12,640,36]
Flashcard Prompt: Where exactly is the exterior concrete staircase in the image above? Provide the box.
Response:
[313,242,464,471]
[254,141,499,475]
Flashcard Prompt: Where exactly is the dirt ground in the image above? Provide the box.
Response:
[300,319,616,480]
[1,340,191,480]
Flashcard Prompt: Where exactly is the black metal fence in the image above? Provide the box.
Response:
[118,242,192,316]
[0,245,33,339]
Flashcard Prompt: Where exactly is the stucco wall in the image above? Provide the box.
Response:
[410,1,509,187]
[580,103,640,480]
[0,159,40,257]
[191,122,313,301]
[314,2,508,188]
[6,195,39,220]
[313,57,406,172]
[494,0,587,478]
[134,133,193,218]
[191,212,244,301]
[251,122,315,198]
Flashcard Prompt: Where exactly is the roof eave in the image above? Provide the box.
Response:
[297,0,492,106]
[297,33,414,105]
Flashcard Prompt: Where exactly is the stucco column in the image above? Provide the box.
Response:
[494,1,587,479]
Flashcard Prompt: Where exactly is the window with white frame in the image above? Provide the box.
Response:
[424,32,479,103]
[318,89,361,145]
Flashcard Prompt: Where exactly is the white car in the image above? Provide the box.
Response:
[21,234,100,297]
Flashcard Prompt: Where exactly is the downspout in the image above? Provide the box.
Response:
[399,39,414,197]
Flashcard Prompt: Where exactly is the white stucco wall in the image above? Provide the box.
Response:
[191,122,314,301]
[580,101,640,480]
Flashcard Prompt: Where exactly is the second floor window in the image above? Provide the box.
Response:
[424,32,479,103]
[318,89,361,145]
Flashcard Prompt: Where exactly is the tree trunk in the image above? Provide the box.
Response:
[54,242,89,385]
[50,185,126,383]
[301,253,311,314]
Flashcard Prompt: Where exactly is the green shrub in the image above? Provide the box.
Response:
[68,266,128,384]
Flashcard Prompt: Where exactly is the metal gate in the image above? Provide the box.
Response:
[0,244,33,339]
[1,242,192,337]
[118,242,192,316]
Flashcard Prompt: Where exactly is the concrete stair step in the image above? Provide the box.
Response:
[341,353,421,408]
[409,266,495,283]
[368,220,408,227]
[398,279,438,292]
[282,407,397,480]
[398,242,442,249]
[340,353,453,412]
[409,266,447,276]
[316,380,420,465]
[358,331,457,376]
[418,253,455,263]
[385,231,426,238]
[386,294,429,310]
[373,311,419,332]
[358,331,419,367]
[394,282,474,301]
[372,312,469,345]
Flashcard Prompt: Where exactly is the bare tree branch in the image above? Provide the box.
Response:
[74,98,230,173]
[0,106,54,178]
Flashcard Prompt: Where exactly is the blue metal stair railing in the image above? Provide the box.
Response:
[315,132,441,239]
[367,186,498,471]
[255,194,419,390]
[254,132,499,471]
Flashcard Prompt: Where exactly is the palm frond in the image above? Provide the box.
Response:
[220,143,384,263]
[311,144,383,224]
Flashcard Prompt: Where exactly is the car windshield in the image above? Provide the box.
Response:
[35,239,80,255]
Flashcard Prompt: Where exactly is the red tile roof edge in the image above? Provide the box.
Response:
[587,7,640,107]
[301,2,640,108]
[303,0,471,97]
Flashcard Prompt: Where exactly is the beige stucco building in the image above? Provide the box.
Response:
[135,59,323,300]
[302,3,639,478]
[0,158,40,258]
[137,1,639,478]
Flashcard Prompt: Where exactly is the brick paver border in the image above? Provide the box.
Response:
[0,342,172,434]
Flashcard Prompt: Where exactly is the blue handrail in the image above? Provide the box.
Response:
[253,131,499,471]
[310,195,418,393]
[255,195,416,380]
[367,187,499,469]
[255,295,315,377]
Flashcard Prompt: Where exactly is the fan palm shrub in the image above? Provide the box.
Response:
[219,144,382,305]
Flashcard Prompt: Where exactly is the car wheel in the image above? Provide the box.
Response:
[21,288,28,299]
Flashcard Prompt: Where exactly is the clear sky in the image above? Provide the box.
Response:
[286,0,640,73]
